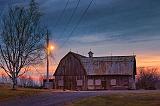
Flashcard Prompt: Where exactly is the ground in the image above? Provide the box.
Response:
[0,87,46,102]
[0,89,160,106]
[69,91,160,106]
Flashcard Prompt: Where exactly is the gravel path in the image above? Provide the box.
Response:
[1,90,160,106]
[0,91,106,106]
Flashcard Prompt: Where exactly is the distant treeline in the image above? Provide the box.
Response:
[136,67,160,90]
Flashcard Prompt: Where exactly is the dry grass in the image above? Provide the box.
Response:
[70,91,160,106]
[0,86,45,102]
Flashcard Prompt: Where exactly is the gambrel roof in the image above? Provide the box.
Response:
[54,52,136,76]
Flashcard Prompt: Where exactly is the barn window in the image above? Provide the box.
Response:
[110,79,116,86]
[77,80,83,86]
[95,79,101,85]
[88,79,94,85]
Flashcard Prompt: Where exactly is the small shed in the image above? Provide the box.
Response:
[43,79,55,89]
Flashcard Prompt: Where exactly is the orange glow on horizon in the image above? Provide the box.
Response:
[137,55,160,68]
[0,54,160,79]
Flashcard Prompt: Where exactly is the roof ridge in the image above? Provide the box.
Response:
[69,51,87,58]
[91,55,136,58]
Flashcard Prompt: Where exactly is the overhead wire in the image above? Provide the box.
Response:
[53,0,70,31]
[57,0,81,40]
[50,53,59,66]
[59,0,94,49]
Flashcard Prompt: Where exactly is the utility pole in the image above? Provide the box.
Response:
[46,30,49,83]
[44,30,50,89]
[44,30,55,89]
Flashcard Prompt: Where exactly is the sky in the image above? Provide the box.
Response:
[0,0,160,76]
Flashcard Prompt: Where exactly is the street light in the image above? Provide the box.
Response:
[48,45,55,53]
[45,30,55,89]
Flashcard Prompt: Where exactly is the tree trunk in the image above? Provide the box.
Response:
[12,78,17,90]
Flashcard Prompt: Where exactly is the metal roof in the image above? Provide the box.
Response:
[71,52,136,75]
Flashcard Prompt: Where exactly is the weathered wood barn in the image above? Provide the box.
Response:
[54,51,136,90]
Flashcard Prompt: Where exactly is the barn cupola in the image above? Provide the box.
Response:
[88,51,94,58]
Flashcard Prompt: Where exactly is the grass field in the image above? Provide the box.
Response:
[70,91,160,106]
[0,87,45,102]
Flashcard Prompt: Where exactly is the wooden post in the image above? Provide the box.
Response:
[46,30,49,83]
[44,30,50,89]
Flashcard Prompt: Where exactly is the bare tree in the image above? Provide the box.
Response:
[0,0,46,89]
[19,75,37,88]
[39,75,45,87]
[137,67,160,90]
[19,75,28,87]
[26,76,35,87]
[0,73,8,84]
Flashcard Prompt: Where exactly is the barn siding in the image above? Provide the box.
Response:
[54,53,87,90]
[86,75,131,90]
[55,53,86,76]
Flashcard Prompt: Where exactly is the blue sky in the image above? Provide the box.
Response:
[1,0,160,69]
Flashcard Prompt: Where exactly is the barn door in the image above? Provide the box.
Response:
[65,76,76,90]
[102,81,106,89]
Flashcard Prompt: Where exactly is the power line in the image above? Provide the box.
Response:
[50,53,59,66]
[59,0,94,49]
[53,0,70,30]
[57,0,81,39]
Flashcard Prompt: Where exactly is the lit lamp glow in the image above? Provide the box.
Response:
[47,44,55,55]
[49,45,55,51]
[45,44,54,89]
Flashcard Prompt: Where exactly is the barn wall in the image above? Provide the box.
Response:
[55,75,87,90]
[54,53,86,76]
[87,75,133,90]
[55,75,135,90]
[54,53,87,90]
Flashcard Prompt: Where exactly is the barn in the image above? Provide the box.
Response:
[54,51,136,90]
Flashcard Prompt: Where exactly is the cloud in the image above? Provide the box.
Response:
[70,33,109,43]
[2,0,160,43]
[1,0,160,68]
[36,0,160,47]
[129,38,160,43]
